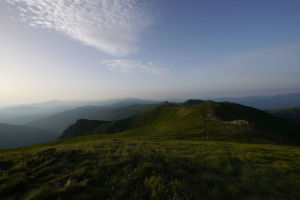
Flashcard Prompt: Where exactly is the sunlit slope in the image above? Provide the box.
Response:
[61,101,300,144]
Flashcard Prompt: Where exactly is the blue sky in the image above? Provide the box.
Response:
[0,0,300,106]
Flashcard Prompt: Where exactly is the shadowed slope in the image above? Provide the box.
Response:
[269,107,300,125]
[61,101,300,144]
[0,123,59,149]
[28,104,156,133]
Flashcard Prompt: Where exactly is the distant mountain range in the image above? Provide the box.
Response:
[2,92,300,126]
[0,99,157,149]
[0,100,86,124]
[1,93,300,150]
[27,103,157,133]
[0,98,157,125]
[0,123,58,149]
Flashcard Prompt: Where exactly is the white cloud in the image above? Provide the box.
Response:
[7,0,153,56]
[102,59,167,74]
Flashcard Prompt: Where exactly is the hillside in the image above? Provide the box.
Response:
[269,107,300,125]
[1,101,300,199]
[27,104,156,133]
[0,123,59,149]
[61,101,300,144]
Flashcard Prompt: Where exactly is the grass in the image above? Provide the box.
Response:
[1,134,300,200]
[1,101,300,199]
[62,101,300,145]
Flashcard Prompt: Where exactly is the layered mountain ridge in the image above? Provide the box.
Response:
[60,100,300,144]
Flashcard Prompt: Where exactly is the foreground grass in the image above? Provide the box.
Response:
[1,135,300,200]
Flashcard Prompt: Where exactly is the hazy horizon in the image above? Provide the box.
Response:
[2,91,300,108]
[1,0,300,106]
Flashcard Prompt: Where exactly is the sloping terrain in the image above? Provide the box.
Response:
[27,104,156,133]
[61,101,300,144]
[0,123,59,149]
[0,101,300,200]
[269,107,300,125]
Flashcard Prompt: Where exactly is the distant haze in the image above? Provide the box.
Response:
[1,0,300,106]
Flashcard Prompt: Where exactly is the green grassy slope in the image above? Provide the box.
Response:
[1,135,300,200]
[61,101,300,144]
[269,107,300,125]
[1,101,300,200]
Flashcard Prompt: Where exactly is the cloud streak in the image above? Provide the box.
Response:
[102,59,167,74]
[7,0,153,56]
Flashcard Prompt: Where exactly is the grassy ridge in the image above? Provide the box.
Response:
[1,101,300,199]
[62,101,300,144]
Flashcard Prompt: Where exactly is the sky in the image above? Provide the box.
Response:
[0,0,300,106]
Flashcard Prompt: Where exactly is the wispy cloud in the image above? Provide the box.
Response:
[102,59,167,74]
[7,0,153,56]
